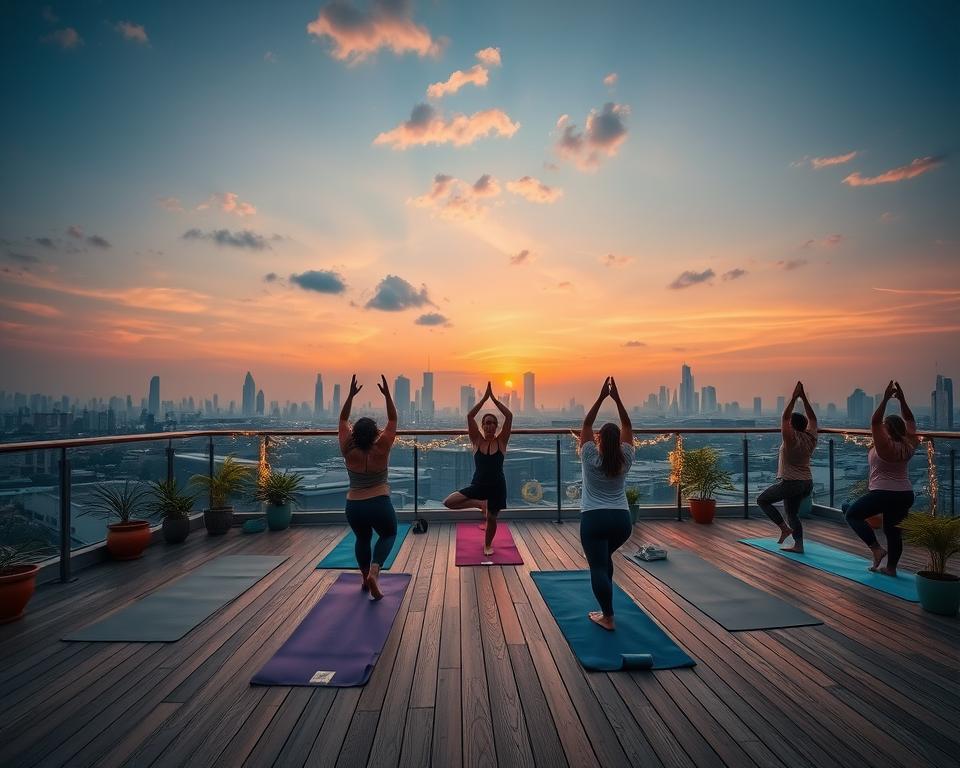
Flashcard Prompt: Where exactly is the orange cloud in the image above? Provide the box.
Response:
[506,176,563,204]
[306,0,444,63]
[843,156,944,186]
[600,253,632,267]
[410,173,501,221]
[603,72,617,86]
[115,21,148,45]
[374,104,519,149]
[197,192,256,217]
[427,64,489,99]
[0,300,62,318]
[475,47,501,67]
[811,151,857,168]
[43,27,82,49]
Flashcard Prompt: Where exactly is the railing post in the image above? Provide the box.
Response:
[555,437,562,524]
[413,442,419,517]
[58,447,72,583]
[951,448,956,517]
[166,439,174,484]
[675,433,682,522]
[742,437,749,519]
[829,438,835,509]
[207,437,215,509]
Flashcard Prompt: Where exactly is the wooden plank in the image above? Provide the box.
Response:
[409,523,448,708]
[242,687,313,768]
[212,688,288,768]
[273,688,338,768]
[432,667,463,768]
[460,568,497,768]
[334,709,380,768]
[398,708,433,768]
[506,644,568,768]
[95,701,181,768]
[488,567,524,646]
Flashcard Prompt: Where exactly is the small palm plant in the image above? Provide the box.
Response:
[251,470,304,507]
[82,481,151,523]
[0,513,55,572]
[190,455,253,509]
[670,447,734,501]
[149,479,198,521]
[900,513,960,579]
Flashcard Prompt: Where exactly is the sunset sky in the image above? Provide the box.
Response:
[1,1,958,409]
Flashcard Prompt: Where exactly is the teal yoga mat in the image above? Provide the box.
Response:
[531,570,695,671]
[316,523,411,569]
[64,555,289,642]
[740,538,919,602]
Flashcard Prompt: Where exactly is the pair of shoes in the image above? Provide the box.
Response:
[635,544,668,561]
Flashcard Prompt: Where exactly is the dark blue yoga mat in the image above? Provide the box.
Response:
[531,570,695,671]
[316,523,411,569]
[740,538,919,602]
[251,572,411,687]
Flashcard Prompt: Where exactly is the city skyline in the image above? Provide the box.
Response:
[1,2,957,406]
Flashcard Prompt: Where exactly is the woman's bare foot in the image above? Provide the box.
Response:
[483,545,494,557]
[367,564,383,600]
[781,544,804,553]
[868,547,887,572]
[880,566,897,577]
[588,611,615,631]
[777,525,793,544]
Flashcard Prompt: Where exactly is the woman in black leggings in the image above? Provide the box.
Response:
[339,374,398,600]
[844,381,919,576]
[578,377,635,631]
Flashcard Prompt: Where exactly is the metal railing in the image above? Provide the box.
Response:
[1,426,956,582]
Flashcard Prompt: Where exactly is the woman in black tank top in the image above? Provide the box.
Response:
[443,381,512,556]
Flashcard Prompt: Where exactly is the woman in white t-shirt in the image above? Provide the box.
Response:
[578,376,635,631]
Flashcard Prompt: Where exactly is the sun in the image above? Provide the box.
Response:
[504,379,513,389]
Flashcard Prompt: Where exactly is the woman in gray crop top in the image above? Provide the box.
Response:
[339,374,398,600]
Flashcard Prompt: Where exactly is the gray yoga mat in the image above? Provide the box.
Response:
[64,555,289,642]
[627,549,821,631]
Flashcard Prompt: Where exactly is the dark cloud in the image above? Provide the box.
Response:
[290,270,347,294]
[34,237,56,249]
[365,274,433,311]
[509,249,531,265]
[556,102,629,170]
[624,340,647,347]
[263,273,278,283]
[778,259,808,271]
[67,225,83,239]
[182,228,270,250]
[86,235,111,249]
[6,251,40,264]
[722,268,747,281]
[415,312,450,326]
[668,269,715,289]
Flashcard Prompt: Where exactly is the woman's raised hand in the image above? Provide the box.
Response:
[598,377,611,401]
[609,376,622,402]
[884,380,897,400]
[349,374,362,398]
[377,374,390,397]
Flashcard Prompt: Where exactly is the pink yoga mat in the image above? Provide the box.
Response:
[455,522,524,566]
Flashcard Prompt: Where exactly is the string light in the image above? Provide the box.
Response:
[394,435,471,453]
[921,436,938,516]
[841,432,874,448]
[258,436,271,487]
[668,433,684,487]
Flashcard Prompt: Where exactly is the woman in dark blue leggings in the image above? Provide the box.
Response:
[578,377,635,631]
[339,374,398,600]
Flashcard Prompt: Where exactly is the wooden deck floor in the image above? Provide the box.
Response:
[1,517,958,768]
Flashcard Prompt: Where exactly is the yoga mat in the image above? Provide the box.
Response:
[740,538,919,602]
[531,570,695,671]
[627,549,822,631]
[317,523,411,569]
[455,522,523,566]
[251,572,411,687]
[64,555,288,642]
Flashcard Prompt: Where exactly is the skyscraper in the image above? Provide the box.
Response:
[422,371,434,421]
[932,375,954,430]
[256,389,265,416]
[460,385,476,416]
[242,372,256,417]
[680,364,695,416]
[332,384,341,416]
[776,395,786,415]
[658,385,669,411]
[753,397,762,417]
[523,371,536,414]
[847,388,872,424]
[394,375,411,424]
[314,374,324,418]
[148,376,160,418]
[701,386,717,414]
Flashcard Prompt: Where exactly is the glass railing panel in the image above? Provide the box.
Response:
[0,447,60,565]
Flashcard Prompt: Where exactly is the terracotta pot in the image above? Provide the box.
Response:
[689,498,716,524]
[203,507,234,536]
[106,521,152,560]
[0,564,39,624]
[162,517,191,544]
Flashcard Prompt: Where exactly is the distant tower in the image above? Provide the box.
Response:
[776,395,786,415]
[148,376,160,418]
[332,384,341,416]
[932,375,954,430]
[460,385,476,416]
[658,385,668,411]
[523,372,536,414]
[242,372,256,417]
[256,389,265,416]
[314,374,324,419]
[753,397,762,417]
[680,364,694,416]
[422,371,434,421]
[394,375,411,425]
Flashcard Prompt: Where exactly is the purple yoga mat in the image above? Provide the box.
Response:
[455,522,524,566]
[251,572,410,687]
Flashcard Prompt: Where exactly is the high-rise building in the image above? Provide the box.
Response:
[460,385,476,416]
[314,374,324,418]
[847,388,872,424]
[932,375,954,430]
[332,384,341,416]
[658,385,669,411]
[680,364,695,415]
[422,372,434,421]
[148,376,160,418]
[701,386,717,414]
[256,389,265,416]
[776,395,785,415]
[523,372,536,414]
[753,397,762,417]
[242,372,256,417]
[394,375,411,424]
[510,391,520,413]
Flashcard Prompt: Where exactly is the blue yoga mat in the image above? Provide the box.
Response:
[251,572,411,687]
[531,570,695,671]
[316,523,411,569]
[740,538,919,602]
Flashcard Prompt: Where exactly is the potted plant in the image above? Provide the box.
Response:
[190,455,253,535]
[149,479,198,544]
[625,487,642,525]
[900,512,960,616]
[252,470,304,531]
[0,512,54,623]
[83,481,154,559]
[669,446,734,524]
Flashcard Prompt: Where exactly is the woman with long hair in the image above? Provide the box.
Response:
[844,381,919,576]
[339,374,398,599]
[578,376,635,630]
[443,381,512,556]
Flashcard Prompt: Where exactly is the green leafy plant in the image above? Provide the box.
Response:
[669,447,734,501]
[900,513,960,578]
[625,486,642,506]
[190,455,253,509]
[149,479,198,521]
[0,512,55,572]
[252,470,304,506]
[82,481,151,523]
